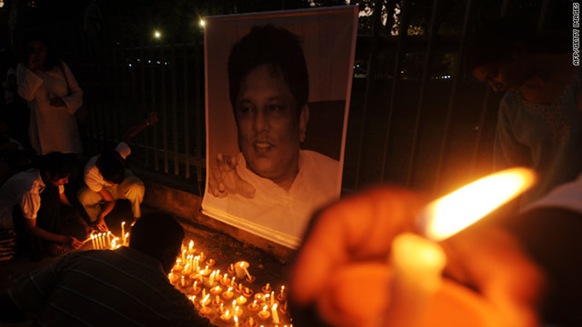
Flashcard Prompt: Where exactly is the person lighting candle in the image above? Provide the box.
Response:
[289,181,554,326]
[0,213,211,326]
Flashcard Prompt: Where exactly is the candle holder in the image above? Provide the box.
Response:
[216,303,225,315]
[278,301,289,315]
[235,282,244,294]
[189,273,204,284]
[212,295,222,306]
[210,285,223,295]
[253,292,265,302]
[198,306,212,316]
[247,300,260,312]
[261,283,272,294]
[244,317,258,327]
[220,275,231,287]
[220,310,232,322]
[222,288,234,301]
[232,305,242,316]
[235,295,247,305]
[245,275,256,283]
[257,308,271,320]
[190,282,201,295]
[242,286,254,298]
[234,261,250,279]
[227,263,236,276]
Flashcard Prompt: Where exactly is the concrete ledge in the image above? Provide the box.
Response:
[142,178,295,264]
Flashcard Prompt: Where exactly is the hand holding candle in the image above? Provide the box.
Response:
[288,168,538,327]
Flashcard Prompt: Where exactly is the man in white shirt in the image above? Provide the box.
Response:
[0,152,84,260]
[78,142,144,231]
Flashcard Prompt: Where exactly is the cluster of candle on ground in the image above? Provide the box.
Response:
[169,240,292,327]
[86,221,291,326]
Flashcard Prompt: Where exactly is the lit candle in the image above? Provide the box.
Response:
[271,303,280,324]
[247,299,260,311]
[210,285,223,295]
[236,295,247,305]
[188,240,195,254]
[386,167,536,327]
[270,291,275,306]
[90,233,96,249]
[181,248,187,262]
[277,285,286,301]
[223,287,234,300]
[220,309,232,322]
[234,261,249,279]
[233,315,239,327]
[124,232,130,246]
[257,305,270,320]
[121,221,126,245]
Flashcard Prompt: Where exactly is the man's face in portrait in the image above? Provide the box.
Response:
[234,63,308,187]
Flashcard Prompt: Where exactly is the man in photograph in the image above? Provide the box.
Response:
[207,25,341,240]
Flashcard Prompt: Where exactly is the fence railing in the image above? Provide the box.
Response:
[73,0,556,198]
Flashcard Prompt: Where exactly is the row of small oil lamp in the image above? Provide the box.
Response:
[170,240,292,327]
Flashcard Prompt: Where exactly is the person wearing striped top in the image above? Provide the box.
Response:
[0,212,210,326]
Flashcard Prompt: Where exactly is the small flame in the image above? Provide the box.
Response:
[420,167,536,241]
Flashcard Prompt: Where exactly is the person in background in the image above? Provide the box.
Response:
[0,152,85,261]
[16,29,84,155]
[77,142,144,232]
[77,114,157,231]
[288,185,582,327]
[0,212,211,326]
[466,17,582,206]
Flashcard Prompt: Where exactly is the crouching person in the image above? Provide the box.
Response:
[0,152,85,260]
[78,142,144,232]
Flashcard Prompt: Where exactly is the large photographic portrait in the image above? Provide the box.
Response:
[201,6,358,248]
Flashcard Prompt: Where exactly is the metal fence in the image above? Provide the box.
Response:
[74,0,560,198]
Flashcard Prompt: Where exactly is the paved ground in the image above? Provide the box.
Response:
[0,201,289,326]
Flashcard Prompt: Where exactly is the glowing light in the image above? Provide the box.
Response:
[420,167,536,241]
[152,30,162,40]
[199,19,206,28]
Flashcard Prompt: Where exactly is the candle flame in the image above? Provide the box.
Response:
[421,167,536,241]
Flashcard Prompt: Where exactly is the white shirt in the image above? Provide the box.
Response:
[203,150,341,244]
[0,169,64,229]
[84,142,131,192]
[523,173,582,215]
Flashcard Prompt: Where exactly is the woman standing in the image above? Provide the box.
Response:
[16,29,83,155]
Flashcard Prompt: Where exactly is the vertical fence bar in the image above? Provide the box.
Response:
[171,44,180,176]
[139,43,150,167]
[432,0,474,194]
[160,47,169,174]
[150,45,159,171]
[405,0,440,186]
[380,0,411,182]
[194,39,204,193]
[182,44,191,180]
[353,0,386,189]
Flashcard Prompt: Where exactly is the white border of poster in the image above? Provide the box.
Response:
[202,6,358,248]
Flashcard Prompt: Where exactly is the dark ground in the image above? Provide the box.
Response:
[0,201,290,327]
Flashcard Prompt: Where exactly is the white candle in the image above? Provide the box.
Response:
[386,167,536,327]
[386,233,446,327]
[90,233,96,249]
[121,221,126,245]
[271,303,280,324]
[235,261,249,279]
